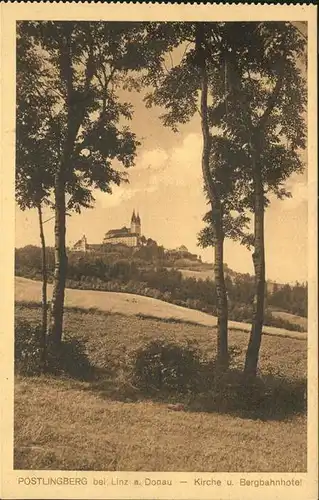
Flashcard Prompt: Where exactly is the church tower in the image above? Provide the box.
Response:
[131,210,141,236]
[136,212,141,236]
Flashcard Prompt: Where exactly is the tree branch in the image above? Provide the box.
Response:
[84,37,95,94]
[257,66,285,132]
[196,23,221,220]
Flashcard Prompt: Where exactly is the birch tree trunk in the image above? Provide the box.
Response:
[213,213,228,367]
[49,168,67,346]
[196,24,229,369]
[244,155,265,377]
[37,202,48,368]
[49,25,73,347]
[243,68,284,377]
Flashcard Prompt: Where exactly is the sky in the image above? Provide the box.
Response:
[15,27,308,285]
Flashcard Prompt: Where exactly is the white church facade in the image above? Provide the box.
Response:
[72,211,142,252]
[103,210,142,247]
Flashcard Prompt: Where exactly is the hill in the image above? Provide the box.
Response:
[173,268,215,280]
[271,310,308,330]
[15,245,308,328]
[15,277,307,340]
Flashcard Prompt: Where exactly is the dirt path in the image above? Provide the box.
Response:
[15,277,307,340]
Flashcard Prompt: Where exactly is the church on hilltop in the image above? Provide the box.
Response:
[103,210,141,247]
[72,210,142,252]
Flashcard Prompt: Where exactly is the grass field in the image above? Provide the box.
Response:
[271,310,308,330]
[14,301,307,472]
[15,277,307,339]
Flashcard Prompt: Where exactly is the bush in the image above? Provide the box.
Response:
[46,336,94,381]
[15,318,94,380]
[228,303,254,323]
[130,340,206,395]
[259,372,306,416]
[15,319,43,375]
[190,369,306,419]
[126,338,306,419]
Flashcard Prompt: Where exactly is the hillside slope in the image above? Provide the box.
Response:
[177,268,215,280]
[15,277,306,340]
[271,310,307,330]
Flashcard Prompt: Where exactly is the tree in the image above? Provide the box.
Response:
[17,21,168,348]
[145,21,306,375]
[195,24,230,368]
[16,33,57,367]
[146,238,157,247]
[267,282,307,317]
[145,22,243,369]
[209,22,306,377]
[197,136,253,344]
[140,235,147,246]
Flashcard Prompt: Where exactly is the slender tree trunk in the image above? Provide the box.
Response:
[49,169,67,346]
[226,51,283,379]
[196,23,228,369]
[213,213,228,368]
[37,202,47,369]
[49,25,84,348]
[244,157,265,377]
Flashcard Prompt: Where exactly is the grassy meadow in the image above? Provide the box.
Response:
[14,301,307,472]
[15,277,307,339]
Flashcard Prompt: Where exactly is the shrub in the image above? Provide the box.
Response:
[15,318,43,375]
[190,369,307,419]
[127,338,306,419]
[259,372,306,416]
[132,340,199,394]
[228,303,254,323]
[130,340,214,395]
[46,336,94,381]
[15,318,94,380]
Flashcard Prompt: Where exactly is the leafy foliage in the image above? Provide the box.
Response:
[207,22,306,198]
[146,21,306,239]
[145,22,306,375]
[16,21,175,343]
[15,319,43,375]
[16,22,161,214]
[267,283,307,317]
[131,340,205,394]
[197,136,253,249]
[46,335,94,380]
[15,317,93,380]
[16,30,56,212]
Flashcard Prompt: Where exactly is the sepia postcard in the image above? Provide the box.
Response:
[0,2,318,500]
